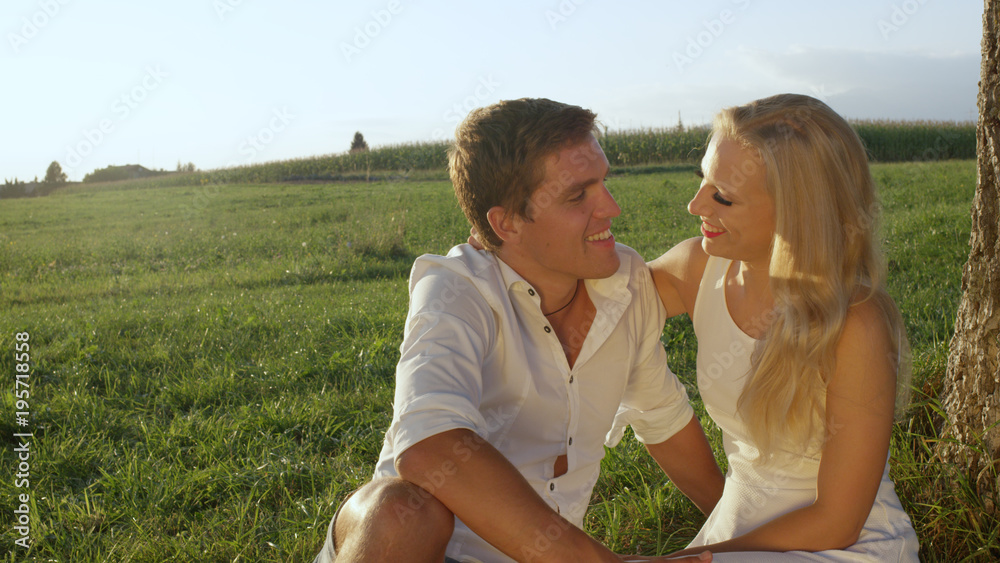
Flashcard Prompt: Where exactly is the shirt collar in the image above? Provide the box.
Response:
[492,246,634,308]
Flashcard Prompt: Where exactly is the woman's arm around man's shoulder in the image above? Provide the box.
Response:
[647,237,711,320]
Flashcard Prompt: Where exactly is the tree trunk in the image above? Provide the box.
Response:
[938,0,1000,504]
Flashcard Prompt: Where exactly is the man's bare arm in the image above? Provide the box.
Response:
[644,415,725,516]
[395,428,619,562]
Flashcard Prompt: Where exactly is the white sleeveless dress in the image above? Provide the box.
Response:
[686,256,919,561]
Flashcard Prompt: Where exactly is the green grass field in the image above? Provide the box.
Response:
[1,159,995,561]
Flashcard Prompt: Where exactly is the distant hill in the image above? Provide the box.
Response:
[83,164,169,183]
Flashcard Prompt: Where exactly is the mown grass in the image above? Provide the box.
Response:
[0,159,993,561]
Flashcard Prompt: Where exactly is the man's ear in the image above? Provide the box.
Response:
[486,206,522,245]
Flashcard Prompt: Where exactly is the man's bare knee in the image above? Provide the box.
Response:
[334,478,454,560]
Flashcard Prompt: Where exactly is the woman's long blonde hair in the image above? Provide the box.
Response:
[715,94,911,460]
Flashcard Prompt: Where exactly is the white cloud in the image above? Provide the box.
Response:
[737,47,979,121]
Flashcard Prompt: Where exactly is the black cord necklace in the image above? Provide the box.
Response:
[544,282,579,316]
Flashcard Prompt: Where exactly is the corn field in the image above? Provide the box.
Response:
[77,121,975,190]
[852,120,975,162]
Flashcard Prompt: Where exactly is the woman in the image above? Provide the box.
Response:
[651,94,919,561]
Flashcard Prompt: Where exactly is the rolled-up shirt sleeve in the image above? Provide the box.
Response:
[387,269,497,458]
[606,264,694,447]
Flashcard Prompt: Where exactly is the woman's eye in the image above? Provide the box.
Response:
[712,192,733,206]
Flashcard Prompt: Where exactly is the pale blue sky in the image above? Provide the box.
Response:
[3,0,984,182]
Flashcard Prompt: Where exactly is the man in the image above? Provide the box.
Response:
[316,98,722,562]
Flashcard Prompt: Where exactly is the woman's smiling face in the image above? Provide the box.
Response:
[688,133,776,269]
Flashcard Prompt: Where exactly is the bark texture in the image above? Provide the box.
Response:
[938,0,1000,502]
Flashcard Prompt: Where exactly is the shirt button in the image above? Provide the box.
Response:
[544,326,551,333]
[568,437,573,446]
[549,483,555,491]
[528,288,535,296]
[569,376,574,384]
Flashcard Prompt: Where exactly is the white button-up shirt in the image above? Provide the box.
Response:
[374,243,694,562]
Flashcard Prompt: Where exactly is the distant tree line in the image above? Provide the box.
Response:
[2,160,201,199]
[2,161,67,199]
[83,164,171,184]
